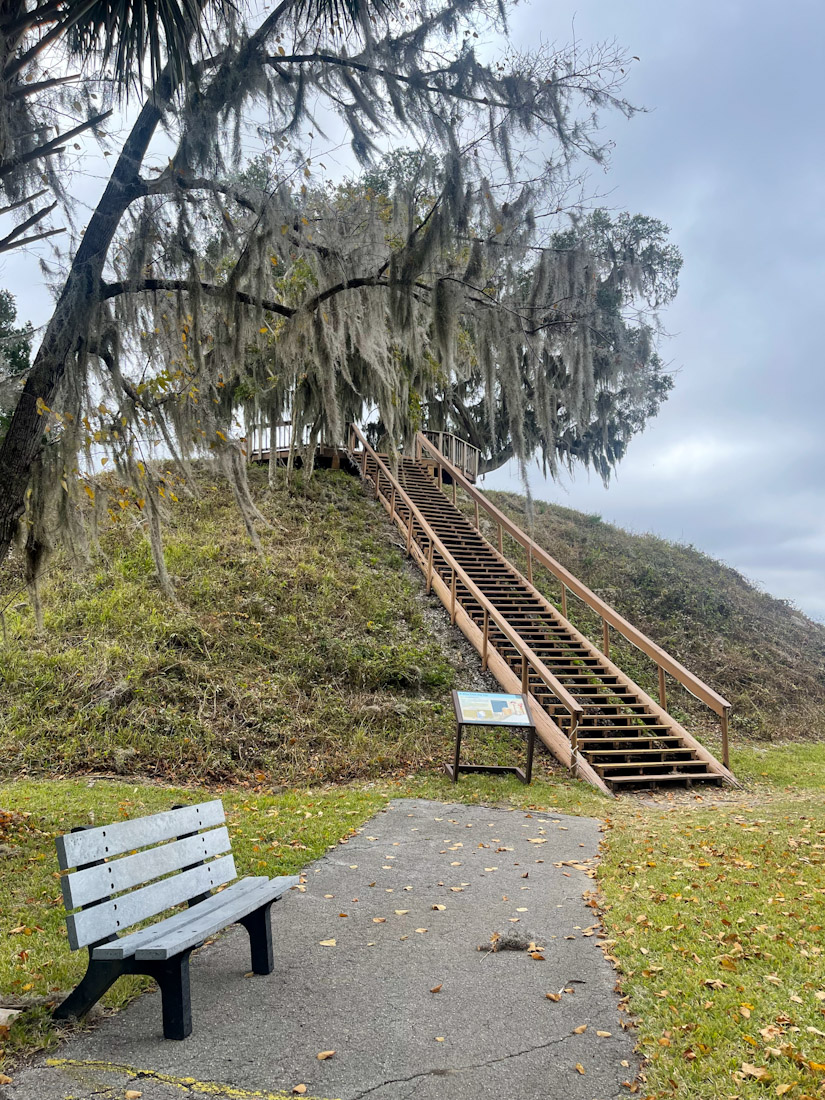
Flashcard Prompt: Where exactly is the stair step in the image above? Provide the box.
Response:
[584,747,695,757]
[605,772,724,786]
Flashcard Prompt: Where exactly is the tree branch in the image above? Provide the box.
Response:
[0,109,112,178]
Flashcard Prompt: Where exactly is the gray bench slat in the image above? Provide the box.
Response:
[62,826,231,910]
[56,800,225,870]
[134,875,299,961]
[67,854,236,950]
[91,876,272,960]
[55,800,226,866]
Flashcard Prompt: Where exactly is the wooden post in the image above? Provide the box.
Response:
[452,478,457,506]
[570,714,579,755]
[658,666,667,711]
[407,512,413,555]
[474,499,479,529]
[602,619,610,658]
[561,585,567,619]
[362,448,367,475]
[374,469,380,499]
[482,610,489,670]
[390,487,396,519]
[497,524,503,554]
[721,708,730,770]
[526,545,533,585]
[450,569,457,624]
[426,541,434,594]
[521,655,529,693]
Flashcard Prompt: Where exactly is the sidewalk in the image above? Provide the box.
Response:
[5,798,638,1100]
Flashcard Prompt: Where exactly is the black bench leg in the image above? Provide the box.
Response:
[53,955,122,1022]
[145,952,193,1040]
[239,902,274,975]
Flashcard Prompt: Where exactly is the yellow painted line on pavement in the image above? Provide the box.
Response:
[45,1059,338,1100]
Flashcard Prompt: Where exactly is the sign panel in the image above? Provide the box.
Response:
[454,691,533,727]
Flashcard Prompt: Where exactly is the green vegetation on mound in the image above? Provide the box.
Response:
[0,467,487,784]
[483,492,825,742]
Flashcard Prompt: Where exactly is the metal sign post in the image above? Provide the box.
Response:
[446,690,537,785]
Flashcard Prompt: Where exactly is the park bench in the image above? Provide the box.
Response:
[53,799,299,1040]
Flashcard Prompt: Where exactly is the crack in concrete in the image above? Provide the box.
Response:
[349,1033,571,1099]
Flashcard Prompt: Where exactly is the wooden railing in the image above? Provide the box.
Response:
[416,430,733,769]
[422,430,480,482]
[347,424,585,758]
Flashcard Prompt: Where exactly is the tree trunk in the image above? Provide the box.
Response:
[0,95,164,566]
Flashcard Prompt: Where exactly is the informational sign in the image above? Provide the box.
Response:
[454,691,533,727]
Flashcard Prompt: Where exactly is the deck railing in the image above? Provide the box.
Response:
[416,430,733,769]
[422,430,480,482]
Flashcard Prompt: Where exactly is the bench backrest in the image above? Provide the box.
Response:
[56,800,235,950]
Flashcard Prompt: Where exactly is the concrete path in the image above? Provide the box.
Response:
[5,799,638,1100]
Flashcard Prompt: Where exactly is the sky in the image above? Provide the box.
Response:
[483,0,825,622]
[1,0,823,620]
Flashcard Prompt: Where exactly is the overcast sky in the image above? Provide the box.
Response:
[2,0,823,620]
[484,0,825,622]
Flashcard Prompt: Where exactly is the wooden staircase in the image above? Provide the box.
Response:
[347,426,736,795]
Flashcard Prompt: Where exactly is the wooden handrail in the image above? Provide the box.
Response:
[416,430,732,726]
[348,426,583,734]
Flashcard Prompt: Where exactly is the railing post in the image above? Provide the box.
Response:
[427,541,434,594]
[362,448,367,475]
[521,655,529,693]
[390,486,396,518]
[497,524,503,555]
[721,707,730,770]
[450,569,457,624]
[561,585,568,619]
[452,477,457,506]
[570,713,579,755]
[482,610,489,670]
[602,619,610,658]
[526,545,533,586]
[474,499,479,529]
[658,666,667,711]
[407,511,413,555]
[374,469,380,499]
[438,462,443,491]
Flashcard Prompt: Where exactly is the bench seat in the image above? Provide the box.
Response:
[94,874,297,961]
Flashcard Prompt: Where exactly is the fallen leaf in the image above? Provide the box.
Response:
[435,1036,444,1042]
[394,910,409,915]
[575,1063,586,1075]
[573,1024,587,1034]
[775,1086,795,1096]
[546,993,561,1002]
[432,904,446,911]
[319,939,337,947]
[125,1092,142,1100]
[596,1031,612,1038]
[373,918,386,924]
[292,1087,307,1096]
[529,952,545,960]
[430,984,442,994]
[415,928,428,934]
[317,1050,335,1060]
[742,1063,772,1082]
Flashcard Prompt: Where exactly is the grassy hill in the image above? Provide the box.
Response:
[0,467,482,785]
[482,492,825,741]
[1,465,823,790]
